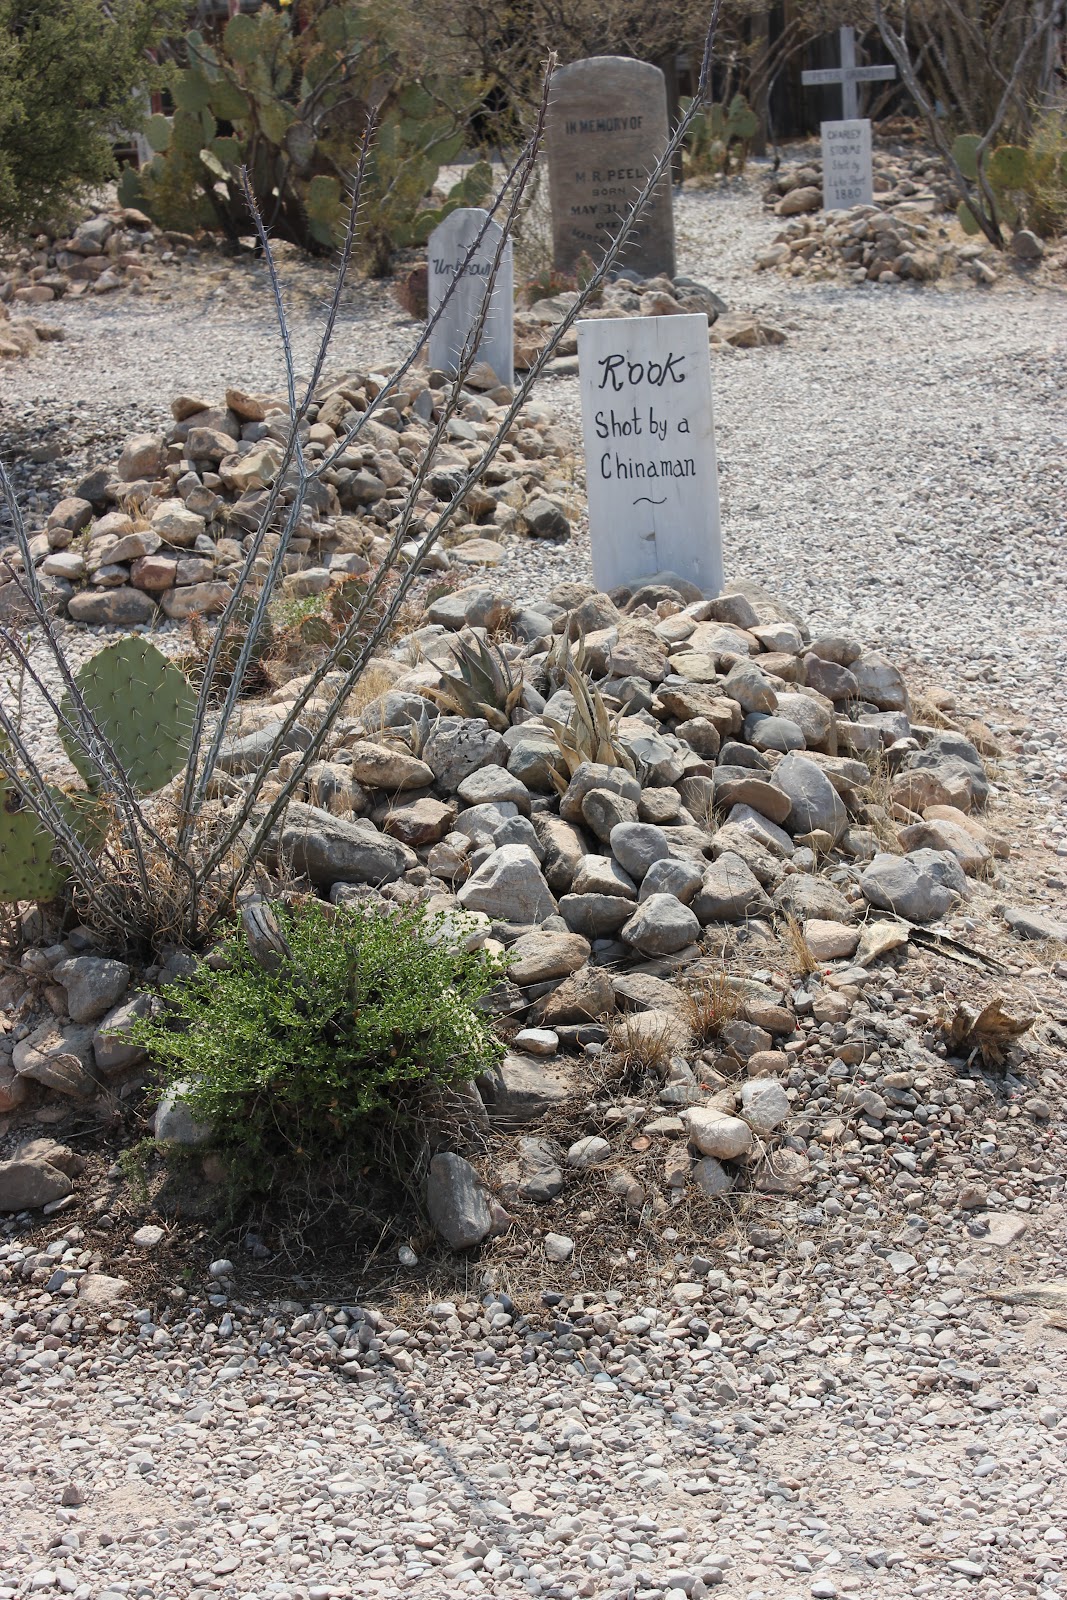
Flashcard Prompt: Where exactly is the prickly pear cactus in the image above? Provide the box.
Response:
[0,778,70,901]
[60,638,196,796]
[0,779,108,903]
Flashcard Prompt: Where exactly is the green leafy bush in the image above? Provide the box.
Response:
[0,0,181,234]
[132,900,508,1176]
[120,4,492,268]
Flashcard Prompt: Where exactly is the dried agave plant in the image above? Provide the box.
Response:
[945,993,1036,1068]
[545,666,637,792]
[542,629,588,693]
[424,635,524,732]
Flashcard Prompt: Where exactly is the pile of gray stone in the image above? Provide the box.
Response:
[0,206,184,310]
[761,149,955,216]
[3,573,1029,1250]
[755,204,1001,285]
[516,271,786,368]
[0,378,574,626]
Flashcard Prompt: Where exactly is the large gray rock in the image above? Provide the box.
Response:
[620,893,700,955]
[581,787,640,841]
[425,1153,492,1249]
[692,1156,734,1197]
[92,993,150,1076]
[500,1137,563,1204]
[775,692,834,752]
[683,1108,752,1159]
[772,751,847,842]
[722,660,777,713]
[571,854,637,900]
[901,735,990,810]
[531,815,587,894]
[507,929,590,985]
[609,822,671,880]
[457,766,532,813]
[457,844,556,923]
[12,1021,97,1096]
[692,853,772,923]
[279,805,415,887]
[423,717,508,790]
[0,1158,73,1212]
[425,585,511,631]
[772,874,855,924]
[478,1052,572,1123]
[860,849,968,922]
[741,1078,791,1133]
[724,804,794,859]
[638,856,705,904]
[850,652,908,711]
[559,763,640,825]
[558,892,633,939]
[504,726,566,792]
[532,965,616,1026]
[67,588,156,625]
[218,720,311,775]
[1003,905,1067,942]
[154,1083,214,1145]
[744,713,805,753]
[51,956,130,1023]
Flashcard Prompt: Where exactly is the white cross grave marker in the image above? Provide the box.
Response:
[577,313,723,596]
[801,26,896,121]
[802,28,896,211]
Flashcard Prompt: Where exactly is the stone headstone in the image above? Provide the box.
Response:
[821,119,874,209]
[427,207,514,387]
[546,57,675,279]
[577,312,722,595]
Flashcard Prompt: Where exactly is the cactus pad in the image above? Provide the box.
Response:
[0,780,108,903]
[60,638,195,796]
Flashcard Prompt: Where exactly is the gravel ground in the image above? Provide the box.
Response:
[2,1196,1066,1600]
[2,166,1066,1600]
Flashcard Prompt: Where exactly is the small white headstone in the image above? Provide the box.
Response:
[427,207,514,387]
[821,119,874,209]
[577,312,722,595]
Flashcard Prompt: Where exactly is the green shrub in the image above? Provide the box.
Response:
[131,900,508,1179]
[0,0,182,234]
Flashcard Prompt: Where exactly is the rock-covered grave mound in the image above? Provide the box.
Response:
[5,570,1035,1258]
[0,375,577,627]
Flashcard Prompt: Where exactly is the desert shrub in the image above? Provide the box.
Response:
[0,0,181,234]
[132,900,509,1178]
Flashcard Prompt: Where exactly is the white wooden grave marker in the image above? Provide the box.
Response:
[577,313,722,595]
[801,26,896,211]
[801,26,896,121]
[427,207,514,387]
[821,118,874,209]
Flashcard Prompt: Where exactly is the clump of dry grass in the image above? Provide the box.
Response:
[608,1013,676,1082]
[859,747,905,851]
[779,912,820,977]
[677,968,740,1047]
[344,662,400,721]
